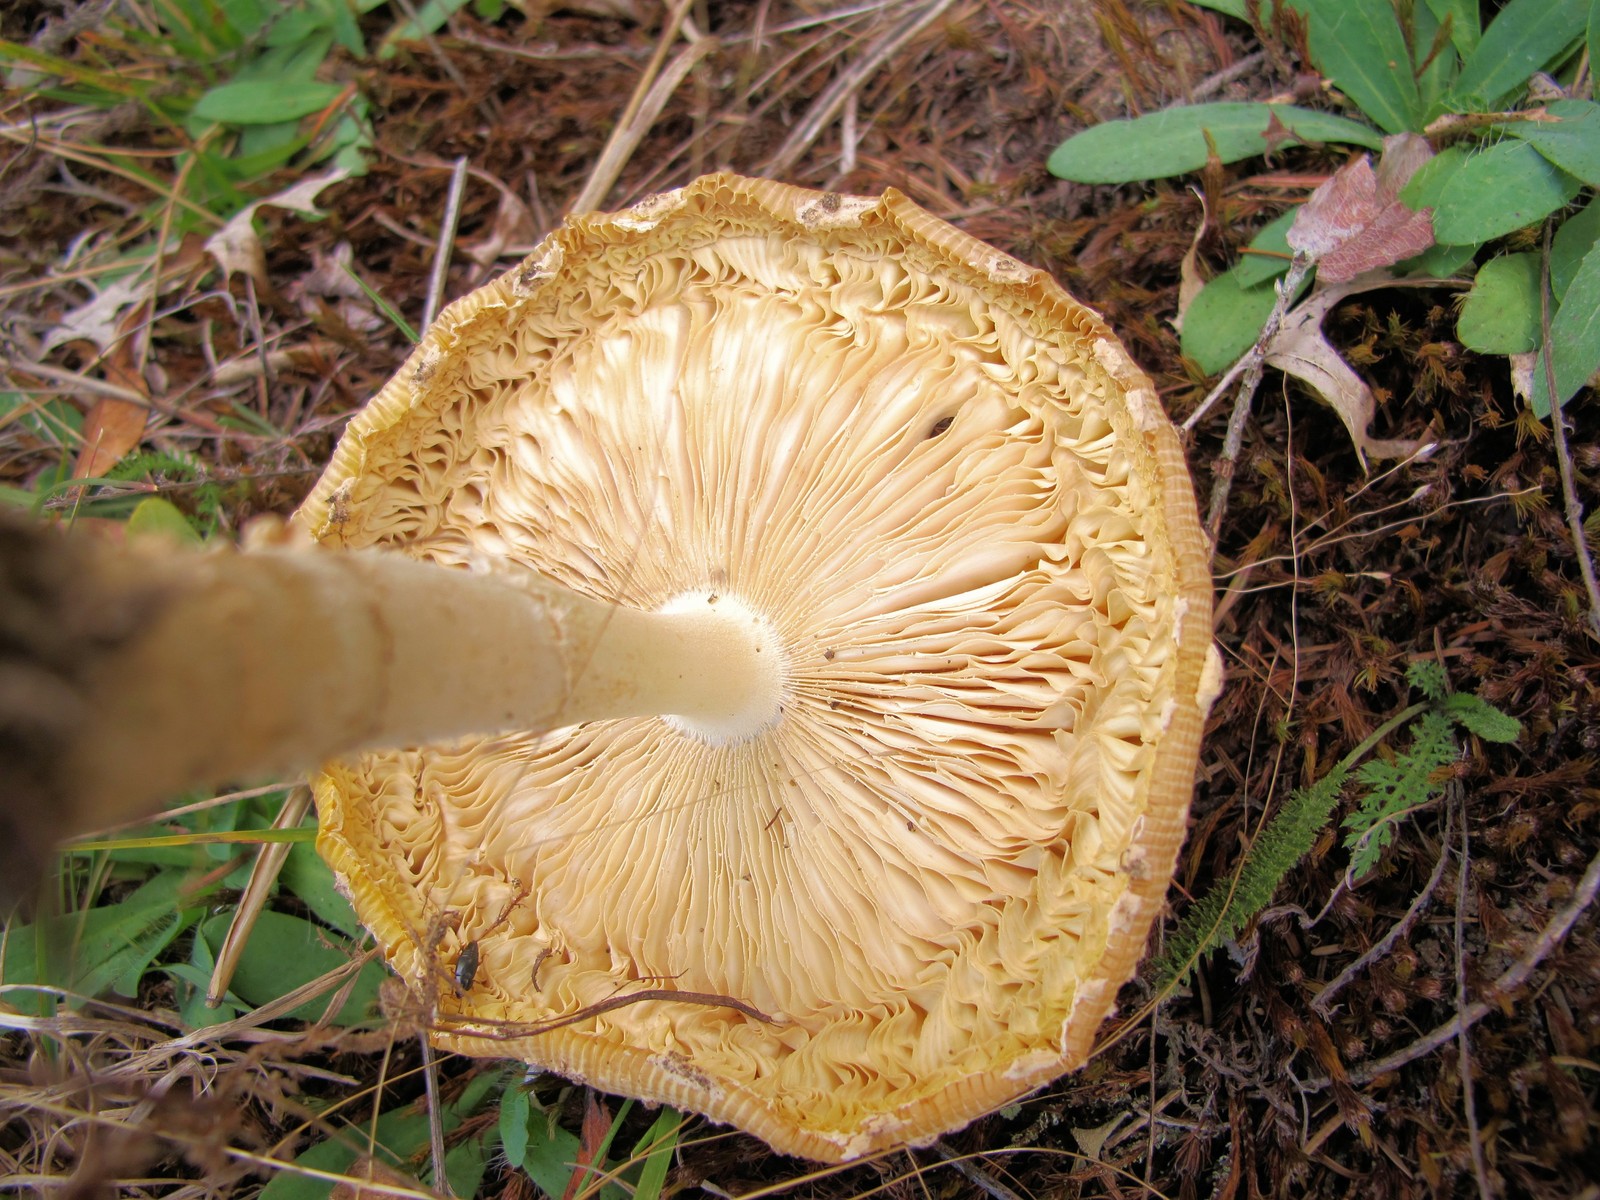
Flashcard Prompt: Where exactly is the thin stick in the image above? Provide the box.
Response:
[1331,843,1600,1088]
[206,786,313,1007]
[387,0,469,90]
[1312,809,1451,1016]
[6,359,153,407]
[1189,49,1266,102]
[761,0,956,177]
[1538,222,1600,639]
[1453,790,1494,1200]
[420,1038,451,1197]
[1203,255,1312,541]
[568,0,707,215]
[422,156,469,331]
[242,272,273,416]
[927,1142,1025,1200]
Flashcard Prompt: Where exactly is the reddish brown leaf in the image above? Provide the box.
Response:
[559,1091,613,1200]
[1288,134,1435,282]
[73,348,149,480]
[1317,203,1436,282]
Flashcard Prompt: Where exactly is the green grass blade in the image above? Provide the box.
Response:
[1047,103,1382,184]
[1454,0,1586,108]
[1286,0,1424,133]
[341,262,420,342]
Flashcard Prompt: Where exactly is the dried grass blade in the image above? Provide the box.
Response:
[206,785,312,1007]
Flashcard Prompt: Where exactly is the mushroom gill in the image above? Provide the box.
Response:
[303,174,1218,1161]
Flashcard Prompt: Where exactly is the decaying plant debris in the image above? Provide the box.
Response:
[1,1,1597,1197]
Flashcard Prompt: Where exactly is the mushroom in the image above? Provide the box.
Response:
[301,174,1219,1159]
[2,173,1218,1161]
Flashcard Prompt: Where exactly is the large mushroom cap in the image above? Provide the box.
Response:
[299,173,1218,1161]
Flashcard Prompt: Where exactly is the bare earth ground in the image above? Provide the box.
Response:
[1,1,1598,1197]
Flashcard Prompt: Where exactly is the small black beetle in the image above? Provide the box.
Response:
[454,941,481,994]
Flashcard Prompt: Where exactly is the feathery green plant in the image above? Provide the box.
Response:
[1154,661,1519,989]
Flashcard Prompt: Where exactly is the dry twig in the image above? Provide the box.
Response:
[421,156,469,331]
[1326,843,1600,1089]
[1539,221,1600,639]
[568,0,714,214]
[1453,788,1493,1200]
[761,0,957,176]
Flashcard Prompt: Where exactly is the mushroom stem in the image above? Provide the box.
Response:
[3,520,783,874]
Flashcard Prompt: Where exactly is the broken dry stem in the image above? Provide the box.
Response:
[1539,223,1600,639]
[1204,255,1313,541]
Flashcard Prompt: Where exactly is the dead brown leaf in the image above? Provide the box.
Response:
[71,344,148,480]
[1288,134,1435,283]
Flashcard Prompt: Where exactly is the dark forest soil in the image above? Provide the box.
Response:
[1,3,1596,1198]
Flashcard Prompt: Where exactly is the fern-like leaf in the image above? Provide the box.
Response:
[1443,692,1522,742]
[1406,658,1448,701]
[1341,711,1458,877]
[1152,764,1351,989]
[1152,674,1519,993]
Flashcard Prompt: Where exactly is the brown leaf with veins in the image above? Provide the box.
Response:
[1288,133,1435,282]
[72,337,148,481]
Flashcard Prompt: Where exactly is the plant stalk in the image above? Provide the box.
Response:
[1,520,782,897]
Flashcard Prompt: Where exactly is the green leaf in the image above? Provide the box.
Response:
[198,910,386,1025]
[1458,253,1541,353]
[176,932,238,1028]
[1181,265,1293,375]
[519,1117,585,1200]
[2,872,208,1009]
[1153,762,1354,987]
[1593,0,1600,105]
[443,1131,494,1198]
[1529,235,1600,415]
[218,0,271,38]
[126,496,203,544]
[1398,144,1467,204]
[259,1069,501,1200]
[1285,0,1423,133]
[1501,99,1600,186]
[1453,0,1586,109]
[1552,196,1600,300]
[1406,659,1450,701]
[499,1085,531,1169]
[1047,103,1383,184]
[280,841,363,937]
[0,389,82,443]
[631,1109,681,1200]
[1187,0,1249,16]
[1425,0,1480,57]
[1233,208,1300,287]
[192,80,344,125]
[1411,1,1460,119]
[236,33,335,85]
[1397,240,1480,278]
[1404,141,1580,244]
[1343,711,1459,877]
[378,0,473,58]
[1443,693,1523,742]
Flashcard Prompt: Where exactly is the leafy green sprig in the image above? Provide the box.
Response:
[1153,661,1520,990]
[1049,0,1600,419]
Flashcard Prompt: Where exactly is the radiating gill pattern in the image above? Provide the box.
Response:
[309,188,1193,1144]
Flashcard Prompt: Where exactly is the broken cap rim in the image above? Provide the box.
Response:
[299,173,1218,1161]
